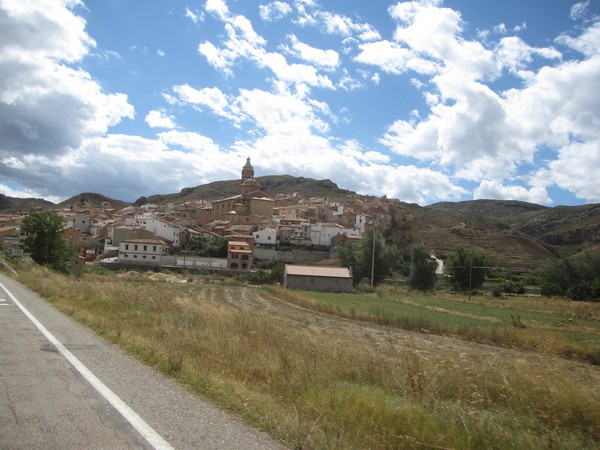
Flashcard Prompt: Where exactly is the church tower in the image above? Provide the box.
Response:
[241,157,254,183]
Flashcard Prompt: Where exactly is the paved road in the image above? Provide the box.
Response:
[0,273,284,450]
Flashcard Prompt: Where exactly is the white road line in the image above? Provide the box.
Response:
[0,281,174,450]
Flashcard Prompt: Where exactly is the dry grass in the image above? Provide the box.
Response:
[9,262,600,449]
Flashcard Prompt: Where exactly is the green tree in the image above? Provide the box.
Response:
[337,228,400,286]
[207,237,228,258]
[270,263,285,284]
[408,245,438,291]
[20,211,77,273]
[539,253,600,300]
[188,235,208,253]
[445,246,488,292]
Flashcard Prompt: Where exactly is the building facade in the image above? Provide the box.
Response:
[284,265,353,292]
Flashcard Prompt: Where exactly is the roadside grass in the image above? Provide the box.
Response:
[272,287,600,364]
[7,262,600,449]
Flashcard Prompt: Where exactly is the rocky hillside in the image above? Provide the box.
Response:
[0,194,54,213]
[135,175,353,205]
[57,192,130,210]
[384,200,600,272]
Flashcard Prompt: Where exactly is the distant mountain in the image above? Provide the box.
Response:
[135,175,354,205]
[0,194,54,213]
[57,192,130,210]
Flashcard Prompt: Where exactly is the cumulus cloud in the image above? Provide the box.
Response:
[285,35,339,69]
[0,0,133,198]
[259,1,292,22]
[145,110,176,129]
[1,0,598,206]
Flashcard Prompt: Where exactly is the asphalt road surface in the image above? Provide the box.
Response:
[0,273,284,450]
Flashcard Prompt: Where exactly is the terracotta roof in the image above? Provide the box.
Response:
[284,265,351,278]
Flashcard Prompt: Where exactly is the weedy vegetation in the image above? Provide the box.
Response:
[6,260,600,449]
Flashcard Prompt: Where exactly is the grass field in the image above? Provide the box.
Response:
[6,261,600,449]
[278,286,600,364]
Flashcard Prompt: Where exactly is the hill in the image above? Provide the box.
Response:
[135,175,354,205]
[383,200,600,272]
[57,192,130,210]
[0,194,54,213]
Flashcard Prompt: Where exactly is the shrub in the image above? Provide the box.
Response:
[491,285,503,297]
[540,282,564,297]
[566,282,594,301]
[501,281,526,295]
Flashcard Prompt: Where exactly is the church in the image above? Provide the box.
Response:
[210,158,274,224]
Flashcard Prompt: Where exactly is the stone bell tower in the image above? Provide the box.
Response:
[241,157,254,183]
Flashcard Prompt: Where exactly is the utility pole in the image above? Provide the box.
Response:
[370,226,377,288]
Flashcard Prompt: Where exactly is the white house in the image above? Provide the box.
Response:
[310,223,360,247]
[254,225,278,246]
[63,213,91,234]
[117,238,169,265]
[127,215,180,247]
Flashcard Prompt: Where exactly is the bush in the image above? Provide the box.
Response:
[500,281,526,295]
[490,285,503,297]
[246,269,273,285]
[566,282,594,301]
[540,282,563,297]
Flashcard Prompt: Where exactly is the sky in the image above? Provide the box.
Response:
[1,0,599,206]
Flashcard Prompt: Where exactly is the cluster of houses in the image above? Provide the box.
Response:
[0,159,403,292]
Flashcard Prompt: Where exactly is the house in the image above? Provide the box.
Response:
[117,238,169,266]
[127,215,180,247]
[310,223,360,247]
[227,236,254,271]
[284,265,353,292]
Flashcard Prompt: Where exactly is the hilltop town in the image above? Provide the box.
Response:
[1,158,599,279]
[0,159,389,275]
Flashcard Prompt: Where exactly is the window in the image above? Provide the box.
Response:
[134,255,138,258]
[134,245,138,251]
[143,245,147,251]
[152,256,156,259]
[153,246,157,252]
[125,244,129,250]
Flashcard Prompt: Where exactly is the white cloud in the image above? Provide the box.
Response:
[354,40,437,75]
[198,6,335,90]
[185,7,203,24]
[205,0,229,20]
[145,110,176,129]
[285,35,339,69]
[0,0,134,181]
[389,1,496,80]
[318,11,381,41]
[172,84,232,118]
[474,180,551,204]
[496,36,561,74]
[570,1,590,20]
[259,1,292,22]
[556,20,600,57]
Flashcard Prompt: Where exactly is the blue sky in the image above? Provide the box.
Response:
[1,0,599,206]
